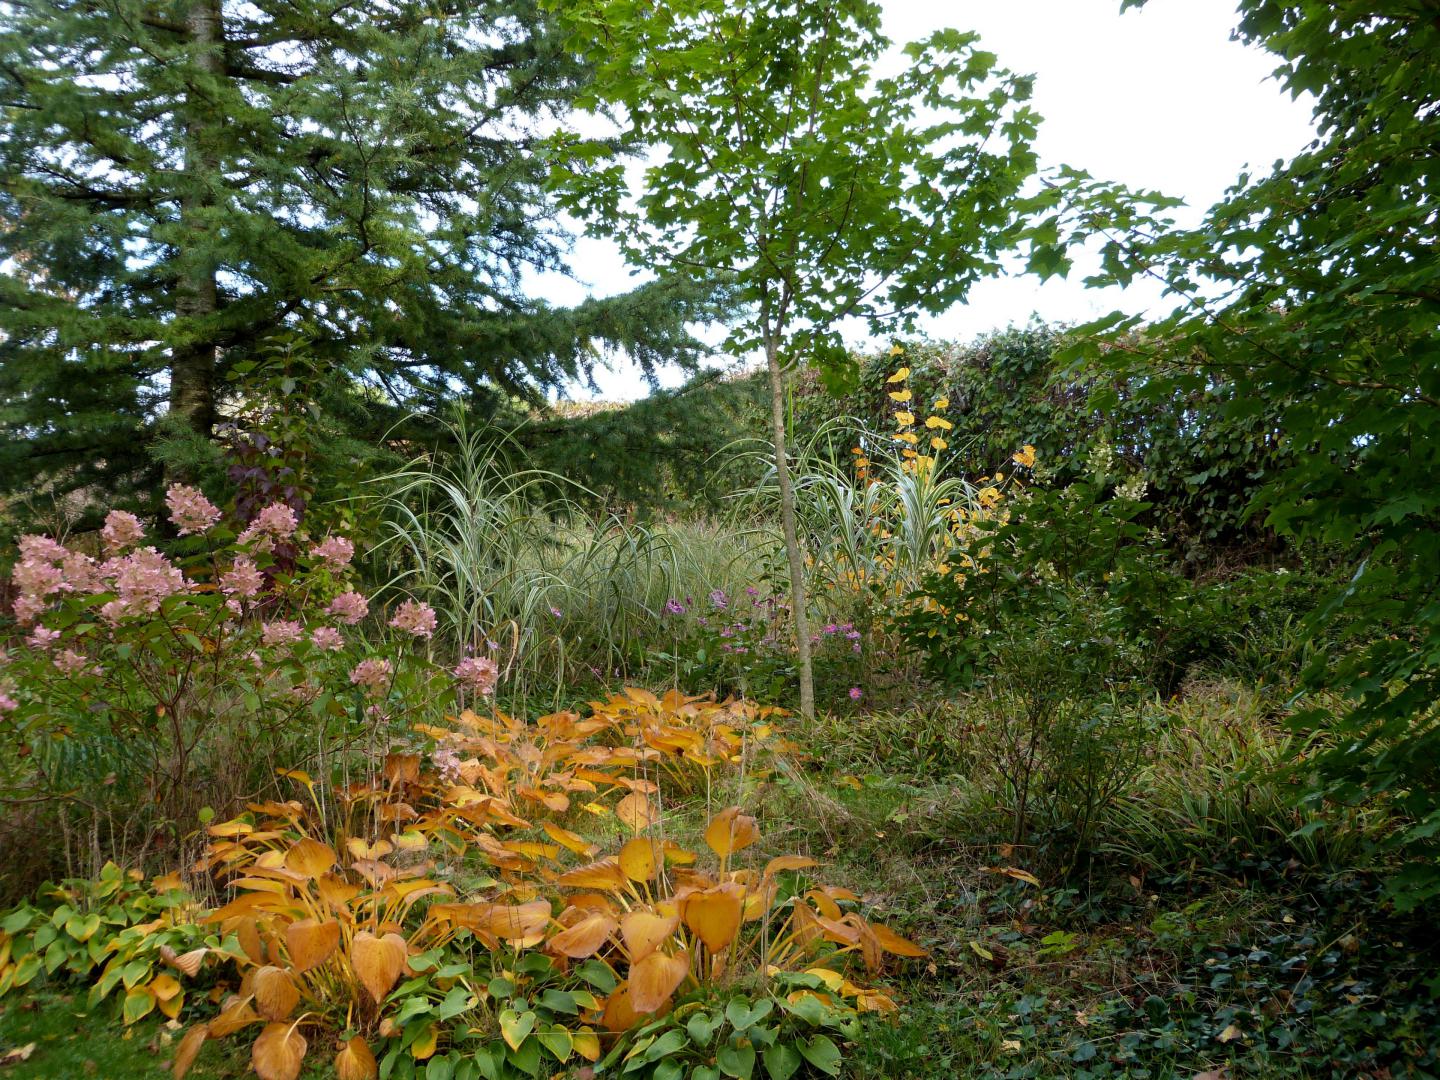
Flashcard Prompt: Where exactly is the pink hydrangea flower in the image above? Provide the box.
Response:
[349,658,392,695]
[11,595,45,625]
[389,599,437,639]
[221,558,264,599]
[237,503,298,545]
[12,556,64,600]
[101,510,145,552]
[18,535,66,564]
[53,650,98,677]
[25,626,60,650]
[453,655,499,696]
[101,547,185,620]
[165,484,222,536]
[0,692,17,714]
[309,535,354,569]
[310,626,344,652]
[432,745,463,784]
[261,620,305,647]
[328,591,369,625]
[61,551,101,593]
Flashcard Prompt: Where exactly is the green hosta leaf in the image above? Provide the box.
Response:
[724,998,772,1032]
[717,1044,755,1080]
[653,1061,684,1080]
[122,987,154,1024]
[535,1024,572,1062]
[686,1012,714,1047]
[798,1035,842,1076]
[642,1029,687,1062]
[762,1043,801,1080]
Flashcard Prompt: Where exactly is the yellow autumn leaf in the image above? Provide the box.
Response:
[888,388,912,402]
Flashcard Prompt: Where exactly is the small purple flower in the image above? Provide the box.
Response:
[824,623,839,635]
[745,586,759,597]
[664,598,686,616]
[845,629,862,640]
[852,642,863,654]
[708,588,729,610]
[549,606,563,618]
[849,687,863,700]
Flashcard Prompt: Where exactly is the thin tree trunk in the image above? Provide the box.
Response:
[764,333,815,720]
[170,0,223,453]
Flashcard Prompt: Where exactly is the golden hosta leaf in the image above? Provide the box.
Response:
[383,753,420,786]
[209,998,261,1037]
[430,901,550,946]
[617,838,660,882]
[315,874,362,912]
[703,808,760,859]
[572,1026,601,1062]
[162,946,208,978]
[334,1036,378,1080]
[150,973,182,1002]
[620,911,677,962]
[662,840,697,866]
[251,1022,307,1080]
[350,931,407,1005]
[541,822,597,858]
[170,1023,208,1080]
[284,838,336,879]
[410,1023,439,1061]
[285,919,340,973]
[614,792,657,834]
[764,855,817,876]
[548,914,617,959]
[628,949,688,1014]
[498,1009,535,1052]
[346,837,393,861]
[682,884,744,953]
[555,858,628,892]
[252,966,299,1021]
[206,820,253,838]
[869,922,927,957]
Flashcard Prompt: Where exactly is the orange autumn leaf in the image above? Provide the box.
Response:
[335,1036,378,1080]
[681,883,744,952]
[548,913,617,959]
[285,919,340,973]
[703,808,760,858]
[251,1022,307,1080]
[350,931,407,1005]
[628,949,689,1013]
[620,910,678,961]
[252,966,298,1021]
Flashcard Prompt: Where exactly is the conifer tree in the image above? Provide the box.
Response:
[0,0,716,508]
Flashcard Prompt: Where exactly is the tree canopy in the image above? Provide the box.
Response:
[0,0,720,511]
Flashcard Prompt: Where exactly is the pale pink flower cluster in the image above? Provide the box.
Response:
[25,626,60,650]
[12,537,105,623]
[389,599,437,639]
[328,591,369,625]
[221,558,264,599]
[453,655,499,696]
[165,484,222,536]
[0,692,16,714]
[101,511,145,552]
[237,503,298,545]
[310,626,344,652]
[261,620,304,647]
[309,535,354,569]
[432,745,463,784]
[98,548,185,622]
[53,650,100,677]
[349,658,392,695]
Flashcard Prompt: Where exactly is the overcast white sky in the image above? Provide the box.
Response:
[540,0,1317,402]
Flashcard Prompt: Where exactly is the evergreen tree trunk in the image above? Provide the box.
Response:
[764,332,815,721]
[170,0,223,446]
